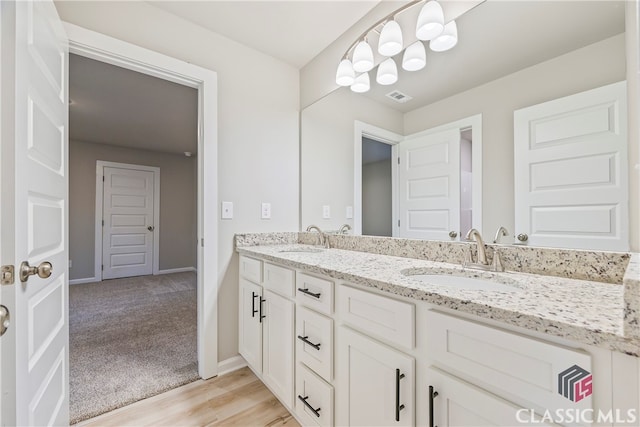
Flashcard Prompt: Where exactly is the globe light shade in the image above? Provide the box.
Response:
[378,20,403,57]
[416,0,445,41]
[402,41,426,71]
[352,41,374,72]
[335,59,355,86]
[430,20,458,52]
[350,73,370,93]
[376,58,398,86]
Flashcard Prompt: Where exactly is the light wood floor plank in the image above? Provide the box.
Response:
[76,367,300,427]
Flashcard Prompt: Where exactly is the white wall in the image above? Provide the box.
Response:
[404,34,626,240]
[301,89,403,229]
[55,1,300,361]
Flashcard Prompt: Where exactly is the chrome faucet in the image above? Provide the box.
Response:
[306,225,329,248]
[465,228,488,266]
[493,226,509,244]
[338,224,351,234]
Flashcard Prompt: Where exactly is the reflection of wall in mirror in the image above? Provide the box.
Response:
[460,137,472,238]
[301,35,627,245]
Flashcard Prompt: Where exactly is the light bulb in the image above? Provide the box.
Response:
[350,73,370,93]
[335,59,355,86]
[430,20,458,52]
[378,20,403,57]
[352,41,374,72]
[376,58,398,85]
[402,41,426,71]
[416,0,444,41]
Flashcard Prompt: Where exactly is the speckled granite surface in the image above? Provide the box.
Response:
[236,240,640,356]
[298,233,630,285]
[624,253,640,339]
[235,232,298,247]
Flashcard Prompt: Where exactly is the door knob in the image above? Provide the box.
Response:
[0,305,9,336]
[517,233,529,242]
[147,226,155,232]
[19,261,52,282]
[448,231,458,238]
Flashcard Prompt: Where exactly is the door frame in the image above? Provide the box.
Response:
[65,23,219,378]
[353,120,403,236]
[95,161,161,280]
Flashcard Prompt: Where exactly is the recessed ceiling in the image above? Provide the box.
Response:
[147,0,381,69]
[69,54,198,155]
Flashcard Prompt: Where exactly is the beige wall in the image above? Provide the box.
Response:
[56,1,300,361]
[362,160,392,237]
[69,140,196,280]
[403,34,627,239]
[301,89,403,229]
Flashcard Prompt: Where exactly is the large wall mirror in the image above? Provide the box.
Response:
[301,0,632,251]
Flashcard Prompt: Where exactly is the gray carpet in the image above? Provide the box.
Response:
[69,272,198,424]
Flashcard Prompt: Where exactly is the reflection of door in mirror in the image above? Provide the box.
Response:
[362,137,393,237]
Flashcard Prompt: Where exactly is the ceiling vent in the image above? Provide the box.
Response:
[386,90,412,103]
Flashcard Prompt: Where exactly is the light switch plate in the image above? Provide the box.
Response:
[346,206,353,219]
[221,201,233,219]
[261,202,271,219]
[322,205,331,219]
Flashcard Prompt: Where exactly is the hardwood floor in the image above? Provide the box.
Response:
[76,367,300,427]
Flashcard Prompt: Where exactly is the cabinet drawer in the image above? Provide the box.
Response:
[338,285,414,349]
[263,262,295,297]
[239,255,262,283]
[297,306,333,382]
[296,363,334,427]
[426,310,592,416]
[296,272,333,315]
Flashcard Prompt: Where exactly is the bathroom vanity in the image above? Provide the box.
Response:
[236,232,640,427]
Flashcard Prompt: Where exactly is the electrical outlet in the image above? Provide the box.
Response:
[346,206,353,219]
[261,202,271,219]
[221,201,233,219]
[322,205,331,219]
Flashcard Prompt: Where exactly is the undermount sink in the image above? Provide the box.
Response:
[278,247,325,253]
[404,272,521,293]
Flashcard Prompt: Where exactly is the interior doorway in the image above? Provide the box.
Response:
[362,137,393,237]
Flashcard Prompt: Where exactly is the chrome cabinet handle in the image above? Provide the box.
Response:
[19,261,52,282]
[517,233,528,242]
[429,385,439,427]
[448,231,458,238]
[395,369,406,422]
[147,226,155,232]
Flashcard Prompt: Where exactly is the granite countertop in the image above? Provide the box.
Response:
[237,243,639,356]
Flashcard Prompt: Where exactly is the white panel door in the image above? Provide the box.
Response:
[262,289,295,408]
[1,1,69,425]
[398,129,460,240]
[336,326,414,427]
[514,81,628,251]
[102,166,155,279]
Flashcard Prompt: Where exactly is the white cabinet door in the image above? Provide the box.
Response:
[1,1,69,425]
[336,326,414,427]
[427,367,557,427]
[238,279,263,373]
[514,81,628,251]
[398,129,460,240]
[262,289,295,408]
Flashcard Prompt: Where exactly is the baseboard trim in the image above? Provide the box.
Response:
[156,267,196,275]
[217,355,247,376]
[69,277,98,285]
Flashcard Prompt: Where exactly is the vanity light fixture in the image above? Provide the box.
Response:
[336,0,465,93]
